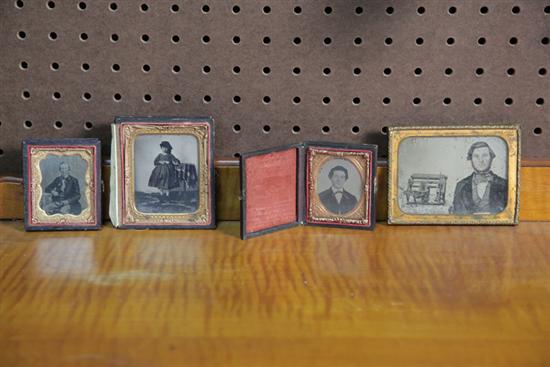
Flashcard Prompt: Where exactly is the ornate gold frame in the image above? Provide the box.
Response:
[388,125,520,225]
[30,147,96,225]
[307,148,372,225]
[119,123,212,226]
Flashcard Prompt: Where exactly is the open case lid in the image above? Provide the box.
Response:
[240,142,377,239]
[240,144,304,239]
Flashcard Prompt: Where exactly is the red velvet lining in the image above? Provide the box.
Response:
[244,148,297,234]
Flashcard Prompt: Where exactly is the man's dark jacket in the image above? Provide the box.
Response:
[319,188,358,215]
[451,172,507,214]
[44,175,82,214]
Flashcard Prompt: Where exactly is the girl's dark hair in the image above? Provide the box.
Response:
[160,141,173,152]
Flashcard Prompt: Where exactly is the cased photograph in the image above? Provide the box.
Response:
[239,142,377,239]
[110,116,215,229]
[22,139,102,231]
[306,143,376,229]
[388,126,520,225]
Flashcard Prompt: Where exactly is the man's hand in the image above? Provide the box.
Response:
[51,190,59,196]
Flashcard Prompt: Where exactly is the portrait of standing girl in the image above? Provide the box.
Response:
[148,141,181,203]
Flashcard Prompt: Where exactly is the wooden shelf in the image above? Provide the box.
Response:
[1,221,550,366]
[2,163,550,221]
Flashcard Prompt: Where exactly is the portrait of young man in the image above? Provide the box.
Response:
[318,165,359,215]
[450,141,508,215]
[42,161,83,215]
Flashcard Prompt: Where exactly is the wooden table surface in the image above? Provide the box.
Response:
[1,221,549,367]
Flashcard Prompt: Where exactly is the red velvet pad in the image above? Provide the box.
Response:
[244,148,297,234]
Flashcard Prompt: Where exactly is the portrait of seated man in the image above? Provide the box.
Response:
[450,141,508,215]
[318,165,359,215]
[42,162,83,215]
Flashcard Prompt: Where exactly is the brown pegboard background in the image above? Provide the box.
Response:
[0,0,548,176]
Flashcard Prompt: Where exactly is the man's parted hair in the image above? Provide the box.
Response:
[328,165,348,180]
[59,161,70,170]
[467,141,496,160]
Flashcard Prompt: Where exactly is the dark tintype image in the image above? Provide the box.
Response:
[397,136,508,215]
[316,159,362,215]
[134,134,199,214]
[39,155,88,215]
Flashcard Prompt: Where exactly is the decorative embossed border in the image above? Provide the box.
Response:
[305,145,374,228]
[22,139,101,231]
[387,125,520,225]
[114,117,215,228]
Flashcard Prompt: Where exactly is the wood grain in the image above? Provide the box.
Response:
[2,163,550,221]
[0,180,24,219]
[1,221,550,366]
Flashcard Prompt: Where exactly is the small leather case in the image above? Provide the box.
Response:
[240,142,377,239]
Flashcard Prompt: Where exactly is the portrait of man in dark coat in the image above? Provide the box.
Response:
[318,165,359,215]
[450,141,508,215]
[42,162,83,215]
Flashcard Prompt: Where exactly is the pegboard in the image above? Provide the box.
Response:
[0,0,548,176]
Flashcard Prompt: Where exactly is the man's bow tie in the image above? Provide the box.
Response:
[474,172,492,184]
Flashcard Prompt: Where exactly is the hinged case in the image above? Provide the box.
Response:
[240,142,377,239]
[110,116,216,229]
